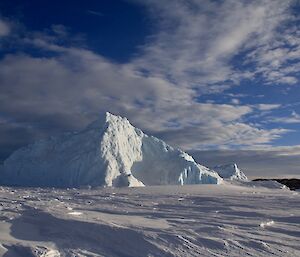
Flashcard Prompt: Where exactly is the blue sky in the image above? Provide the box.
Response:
[0,0,300,176]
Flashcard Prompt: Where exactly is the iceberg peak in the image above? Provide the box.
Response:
[85,112,125,130]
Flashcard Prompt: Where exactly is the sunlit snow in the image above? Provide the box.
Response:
[0,183,299,256]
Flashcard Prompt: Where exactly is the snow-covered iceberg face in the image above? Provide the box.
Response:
[0,112,222,187]
[213,163,248,181]
[131,136,222,186]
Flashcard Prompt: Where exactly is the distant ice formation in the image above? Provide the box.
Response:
[212,163,248,181]
[0,112,222,187]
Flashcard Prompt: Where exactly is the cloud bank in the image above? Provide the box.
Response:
[0,0,299,176]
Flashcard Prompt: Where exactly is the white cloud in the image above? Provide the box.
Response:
[231,99,240,105]
[268,111,300,124]
[277,76,298,85]
[246,144,300,156]
[0,19,10,37]
[0,0,298,159]
[256,104,281,111]
[132,0,295,88]
[86,10,104,17]
[156,122,289,150]
[0,45,288,151]
[244,7,300,85]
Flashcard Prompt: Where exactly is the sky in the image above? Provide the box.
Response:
[0,0,300,177]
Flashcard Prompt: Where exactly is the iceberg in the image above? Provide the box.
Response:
[0,112,222,187]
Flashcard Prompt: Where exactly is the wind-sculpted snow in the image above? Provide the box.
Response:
[0,112,221,187]
[0,184,299,256]
[213,163,248,181]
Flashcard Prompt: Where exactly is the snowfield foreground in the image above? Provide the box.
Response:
[0,183,299,257]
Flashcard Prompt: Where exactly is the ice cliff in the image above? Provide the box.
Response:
[0,112,222,187]
[213,163,248,181]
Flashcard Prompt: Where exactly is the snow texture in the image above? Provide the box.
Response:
[0,184,299,257]
[0,112,222,187]
[213,163,248,181]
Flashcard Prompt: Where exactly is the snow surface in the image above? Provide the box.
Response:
[0,183,299,256]
[213,163,248,181]
[0,112,222,187]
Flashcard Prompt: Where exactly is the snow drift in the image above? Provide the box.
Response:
[213,163,248,181]
[0,112,222,187]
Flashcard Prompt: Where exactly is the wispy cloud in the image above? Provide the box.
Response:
[268,111,300,124]
[86,10,104,17]
[256,104,281,111]
[244,5,300,85]
[0,0,298,161]
[231,99,240,105]
[0,44,287,152]
[132,0,297,89]
[0,18,10,37]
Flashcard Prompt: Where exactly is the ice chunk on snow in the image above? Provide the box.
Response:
[213,163,248,181]
[260,220,274,228]
[41,249,60,257]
